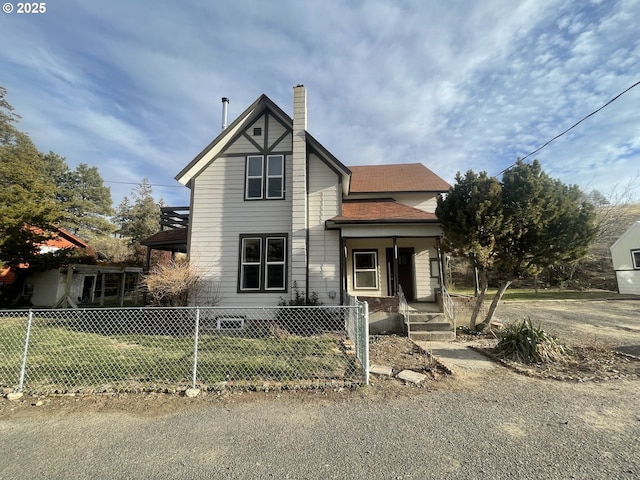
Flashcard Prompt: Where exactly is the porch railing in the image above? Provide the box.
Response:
[160,206,189,230]
[441,284,455,332]
[398,285,409,324]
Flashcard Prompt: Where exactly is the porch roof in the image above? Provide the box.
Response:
[326,199,438,226]
[140,228,188,252]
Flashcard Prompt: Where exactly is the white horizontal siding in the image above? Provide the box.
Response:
[345,238,387,297]
[610,224,640,270]
[189,154,293,307]
[615,270,640,294]
[405,238,438,301]
[307,155,342,304]
[222,135,260,155]
[268,117,290,151]
[249,115,265,135]
[393,193,439,212]
[344,238,438,300]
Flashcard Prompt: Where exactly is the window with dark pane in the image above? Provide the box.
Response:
[239,235,287,292]
[241,238,261,290]
[266,237,285,289]
[353,251,378,289]
[246,156,263,199]
[266,155,284,199]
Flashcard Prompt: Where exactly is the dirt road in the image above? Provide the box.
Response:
[1,299,639,479]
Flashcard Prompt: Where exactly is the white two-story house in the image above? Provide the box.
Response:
[172,86,451,333]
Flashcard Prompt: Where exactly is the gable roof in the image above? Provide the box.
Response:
[175,93,350,188]
[327,199,437,225]
[610,220,640,252]
[27,226,92,252]
[51,228,92,250]
[348,163,450,194]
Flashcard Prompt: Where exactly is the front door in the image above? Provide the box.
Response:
[386,247,415,301]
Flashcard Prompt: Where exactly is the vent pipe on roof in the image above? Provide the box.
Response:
[221,97,229,131]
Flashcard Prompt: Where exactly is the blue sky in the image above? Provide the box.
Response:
[1,0,638,207]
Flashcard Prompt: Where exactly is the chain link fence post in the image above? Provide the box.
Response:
[18,309,33,392]
[362,301,370,385]
[192,307,200,389]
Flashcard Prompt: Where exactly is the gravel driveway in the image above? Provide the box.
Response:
[496,299,640,356]
[1,299,639,479]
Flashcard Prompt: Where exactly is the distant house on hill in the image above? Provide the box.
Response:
[610,221,640,295]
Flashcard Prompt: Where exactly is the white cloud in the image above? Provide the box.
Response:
[0,0,638,207]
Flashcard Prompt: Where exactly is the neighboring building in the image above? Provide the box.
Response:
[174,85,451,314]
[610,221,640,295]
[1,227,141,307]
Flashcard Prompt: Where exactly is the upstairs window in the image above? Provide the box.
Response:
[245,155,284,200]
[246,156,263,199]
[632,249,640,269]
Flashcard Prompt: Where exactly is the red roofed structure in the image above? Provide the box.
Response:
[349,163,450,194]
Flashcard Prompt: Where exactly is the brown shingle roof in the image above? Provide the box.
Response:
[140,229,188,252]
[330,200,437,223]
[348,163,450,193]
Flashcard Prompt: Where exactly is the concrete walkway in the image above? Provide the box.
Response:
[414,340,497,372]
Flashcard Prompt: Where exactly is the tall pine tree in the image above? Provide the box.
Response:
[0,88,62,266]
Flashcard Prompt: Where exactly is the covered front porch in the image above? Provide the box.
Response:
[327,205,455,339]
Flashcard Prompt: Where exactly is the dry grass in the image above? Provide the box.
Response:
[140,261,202,306]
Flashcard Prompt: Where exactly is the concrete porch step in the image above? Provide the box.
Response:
[409,331,456,341]
[409,321,452,332]
[408,313,445,323]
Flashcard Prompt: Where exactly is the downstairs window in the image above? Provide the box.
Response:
[239,234,287,292]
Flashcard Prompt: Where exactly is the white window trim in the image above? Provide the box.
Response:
[632,249,640,270]
[353,251,378,290]
[245,156,264,200]
[266,155,284,199]
[265,236,286,290]
[240,237,262,291]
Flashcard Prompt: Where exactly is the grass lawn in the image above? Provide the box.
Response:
[0,316,359,392]
[449,288,616,302]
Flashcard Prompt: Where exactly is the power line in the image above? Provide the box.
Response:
[104,180,184,188]
[496,80,640,177]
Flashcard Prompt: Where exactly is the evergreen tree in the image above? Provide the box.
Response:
[437,160,597,328]
[436,170,503,326]
[41,153,116,239]
[114,179,162,243]
[0,88,62,266]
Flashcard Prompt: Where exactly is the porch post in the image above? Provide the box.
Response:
[119,269,126,307]
[340,237,347,304]
[63,264,73,308]
[392,237,399,296]
[145,247,152,271]
[436,236,446,289]
[99,272,106,307]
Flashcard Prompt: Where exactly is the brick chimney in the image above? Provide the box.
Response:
[291,85,308,296]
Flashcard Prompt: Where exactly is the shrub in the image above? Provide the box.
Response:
[276,282,342,335]
[493,318,571,364]
[140,260,202,306]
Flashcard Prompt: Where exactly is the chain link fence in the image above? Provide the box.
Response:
[0,303,369,394]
